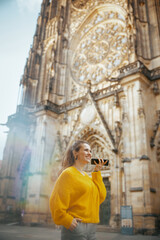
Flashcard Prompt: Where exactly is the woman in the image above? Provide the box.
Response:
[49,140,107,240]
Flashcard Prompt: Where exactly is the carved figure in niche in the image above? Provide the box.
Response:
[59,17,63,34]
[115,121,122,145]
[62,37,68,49]
[139,0,145,6]
[35,53,40,65]
[71,83,78,94]
[72,0,89,8]
[47,47,55,86]
[156,134,160,161]
[58,6,65,35]
[62,135,70,150]
[152,82,160,95]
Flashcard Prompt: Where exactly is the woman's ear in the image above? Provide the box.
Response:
[73,150,78,160]
[72,150,76,159]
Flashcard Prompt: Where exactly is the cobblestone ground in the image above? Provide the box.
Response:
[0,225,160,240]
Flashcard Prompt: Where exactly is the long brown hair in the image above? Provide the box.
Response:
[61,140,89,171]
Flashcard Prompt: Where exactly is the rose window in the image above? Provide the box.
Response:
[71,7,129,85]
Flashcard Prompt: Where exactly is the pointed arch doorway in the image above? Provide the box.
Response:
[80,128,112,226]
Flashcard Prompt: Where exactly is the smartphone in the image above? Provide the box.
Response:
[91,158,109,166]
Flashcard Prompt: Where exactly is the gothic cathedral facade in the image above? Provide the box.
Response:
[0,0,160,234]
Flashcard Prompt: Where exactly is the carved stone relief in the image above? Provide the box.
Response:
[70,0,128,37]
[71,0,89,9]
[70,4,130,86]
[45,18,58,41]
[44,19,58,53]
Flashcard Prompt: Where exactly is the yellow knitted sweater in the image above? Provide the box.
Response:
[49,166,106,229]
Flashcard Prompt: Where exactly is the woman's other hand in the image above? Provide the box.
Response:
[69,218,82,231]
[94,158,106,172]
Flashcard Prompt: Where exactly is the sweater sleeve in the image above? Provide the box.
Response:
[91,171,107,204]
[49,171,74,229]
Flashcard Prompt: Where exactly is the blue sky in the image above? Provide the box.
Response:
[0,0,42,159]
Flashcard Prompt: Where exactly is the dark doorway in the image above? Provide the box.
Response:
[100,177,110,225]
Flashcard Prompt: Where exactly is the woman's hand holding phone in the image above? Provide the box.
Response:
[91,158,109,172]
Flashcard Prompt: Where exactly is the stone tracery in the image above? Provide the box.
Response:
[71,5,130,85]
[70,0,128,36]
